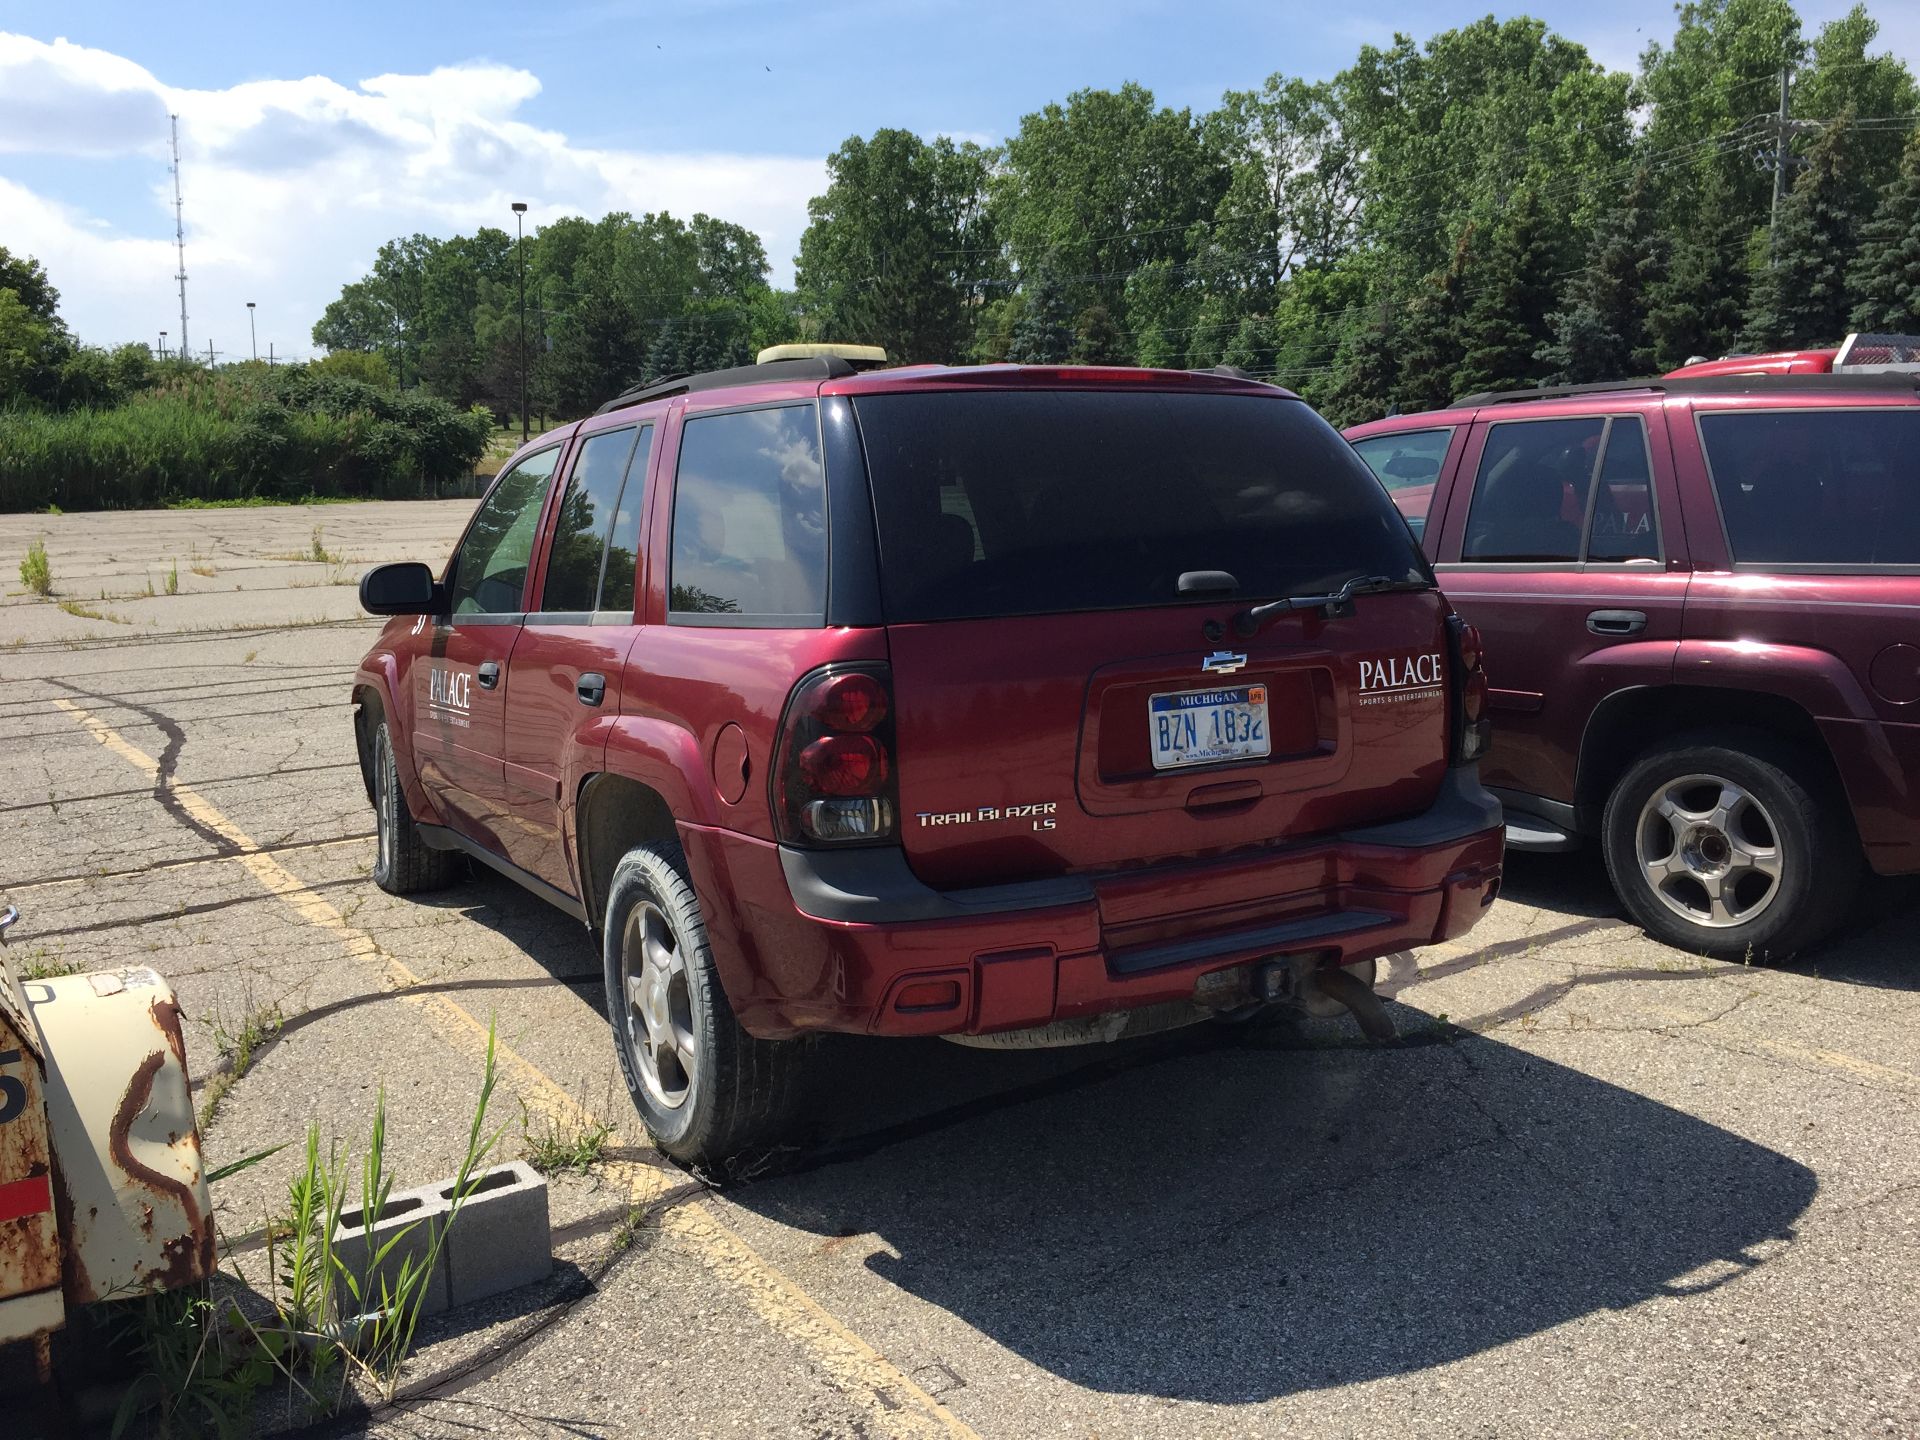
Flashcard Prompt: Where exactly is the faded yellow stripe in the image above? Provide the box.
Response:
[55,697,978,1440]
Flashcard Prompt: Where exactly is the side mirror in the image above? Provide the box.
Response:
[360,562,441,616]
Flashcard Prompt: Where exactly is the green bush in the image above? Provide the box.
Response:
[20,536,50,595]
[0,365,492,512]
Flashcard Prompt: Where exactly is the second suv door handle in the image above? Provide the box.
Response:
[477,661,502,690]
[1587,609,1647,637]
[577,672,607,707]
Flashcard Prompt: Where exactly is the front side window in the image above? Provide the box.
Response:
[540,425,651,614]
[1700,408,1920,566]
[1351,427,1451,537]
[1462,418,1603,563]
[446,446,561,616]
[669,405,826,621]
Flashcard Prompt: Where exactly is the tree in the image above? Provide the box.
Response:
[796,129,994,362]
[0,248,61,326]
[1743,114,1864,349]
[1006,258,1074,364]
[0,288,55,398]
[1645,168,1748,368]
[312,279,392,355]
[1394,230,1476,414]
[1320,301,1404,429]
[1851,130,1920,331]
[1795,6,1919,220]
[993,84,1228,334]
[1453,190,1559,396]
[1538,170,1665,383]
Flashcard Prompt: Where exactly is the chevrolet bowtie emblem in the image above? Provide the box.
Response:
[1202,651,1248,675]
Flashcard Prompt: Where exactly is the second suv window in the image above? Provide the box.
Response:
[669,405,826,621]
[1463,416,1658,564]
[541,425,653,615]
[1700,408,1920,566]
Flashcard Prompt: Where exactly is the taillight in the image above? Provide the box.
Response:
[774,663,900,845]
[1448,615,1492,765]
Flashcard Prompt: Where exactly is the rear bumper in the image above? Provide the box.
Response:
[681,769,1505,1039]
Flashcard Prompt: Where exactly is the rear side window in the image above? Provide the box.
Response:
[1700,408,1920,566]
[1351,428,1450,535]
[669,405,826,622]
[852,391,1426,623]
[540,426,647,614]
[1585,417,1658,561]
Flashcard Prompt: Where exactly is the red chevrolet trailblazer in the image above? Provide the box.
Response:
[352,350,1503,1163]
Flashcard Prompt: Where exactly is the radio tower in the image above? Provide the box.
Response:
[169,114,189,358]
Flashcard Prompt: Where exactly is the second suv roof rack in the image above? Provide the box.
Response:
[1456,372,1920,407]
[595,355,858,415]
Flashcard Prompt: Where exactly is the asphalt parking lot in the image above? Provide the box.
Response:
[5,500,1920,1438]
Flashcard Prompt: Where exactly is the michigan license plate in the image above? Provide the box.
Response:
[1148,685,1271,770]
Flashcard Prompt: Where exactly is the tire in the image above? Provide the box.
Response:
[370,718,461,895]
[1601,730,1860,961]
[603,841,812,1168]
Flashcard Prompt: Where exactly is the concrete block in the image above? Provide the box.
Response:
[440,1161,552,1308]
[331,1183,451,1318]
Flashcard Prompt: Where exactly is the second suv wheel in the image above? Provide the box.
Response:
[603,841,812,1169]
[1601,730,1859,960]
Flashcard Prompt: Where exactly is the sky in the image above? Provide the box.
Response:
[2,0,1916,357]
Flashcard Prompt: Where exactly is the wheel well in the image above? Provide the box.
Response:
[576,774,678,932]
[1576,685,1843,830]
[351,686,382,804]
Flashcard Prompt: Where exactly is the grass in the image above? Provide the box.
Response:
[519,1098,613,1177]
[198,999,286,1128]
[56,598,131,624]
[13,946,80,980]
[19,537,50,595]
[117,1024,508,1433]
[167,494,359,510]
[165,559,180,595]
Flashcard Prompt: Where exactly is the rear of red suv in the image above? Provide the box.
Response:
[355,360,1503,1165]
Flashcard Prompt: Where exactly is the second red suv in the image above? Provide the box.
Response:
[352,356,1503,1163]
[1350,372,1920,961]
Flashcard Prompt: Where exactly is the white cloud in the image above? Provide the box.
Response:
[0,34,825,352]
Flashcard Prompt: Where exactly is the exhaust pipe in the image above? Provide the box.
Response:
[1299,963,1396,1043]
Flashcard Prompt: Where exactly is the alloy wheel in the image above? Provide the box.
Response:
[1634,772,1784,930]
[621,899,697,1110]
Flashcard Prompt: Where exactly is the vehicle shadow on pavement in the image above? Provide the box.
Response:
[737,1027,1816,1404]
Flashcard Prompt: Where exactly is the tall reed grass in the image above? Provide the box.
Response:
[0,367,491,512]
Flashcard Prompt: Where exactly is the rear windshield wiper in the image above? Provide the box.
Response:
[1232,574,1427,638]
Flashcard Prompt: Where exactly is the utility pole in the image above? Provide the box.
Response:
[1769,66,1791,263]
[268,342,275,368]
[169,114,190,358]
[207,340,215,366]
[511,202,529,444]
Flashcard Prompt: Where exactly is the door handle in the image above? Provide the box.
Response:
[477,661,502,690]
[1587,609,1647,637]
[577,672,607,707]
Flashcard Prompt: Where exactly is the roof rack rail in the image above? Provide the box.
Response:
[1455,372,1920,407]
[594,355,858,415]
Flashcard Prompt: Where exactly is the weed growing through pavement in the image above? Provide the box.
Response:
[309,525,340,564]
[15,946,79,980]
[165,559,180,596]
[20,536,51,595]
[118,1021,507,1432]
[56,599,131,624]
[518,1095,613,1177]
[199,1000,288,1128]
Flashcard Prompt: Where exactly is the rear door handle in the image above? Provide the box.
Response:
[1587,609,1647,637]
[577,672,607,707]
[477,661,502,690]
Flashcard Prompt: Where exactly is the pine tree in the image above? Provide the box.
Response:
[1007,258,1074,364]
[1453,190,1559,397]
[1319,302,1401,429]
[1742,115,1863,350]
[1645,167,1747,370]
[1850,129,1920,333]
[1537,170,1665,383]
[1391,228,1475,413]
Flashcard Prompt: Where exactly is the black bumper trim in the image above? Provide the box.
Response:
[1108,909,1391,975]
[780,766,1502,927]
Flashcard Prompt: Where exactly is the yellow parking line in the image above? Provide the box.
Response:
[1644,997,1920,1094]
[54,697,979,1440]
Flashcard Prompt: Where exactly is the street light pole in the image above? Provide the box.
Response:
[158,331,168,361]
[511,201,529,444]
[247,301,257,361]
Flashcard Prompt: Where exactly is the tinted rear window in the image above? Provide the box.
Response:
[1701,408,1920,566]
[852,391,1427,622]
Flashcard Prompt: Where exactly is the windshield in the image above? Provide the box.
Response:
[852,389,1429,623]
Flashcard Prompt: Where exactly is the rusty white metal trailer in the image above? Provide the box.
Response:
[0,906,214,1349]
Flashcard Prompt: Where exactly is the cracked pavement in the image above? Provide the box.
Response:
[5,502,1920,1438]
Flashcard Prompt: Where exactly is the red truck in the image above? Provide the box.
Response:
[1348,371,1920,961]
[351,354,1502,1163]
